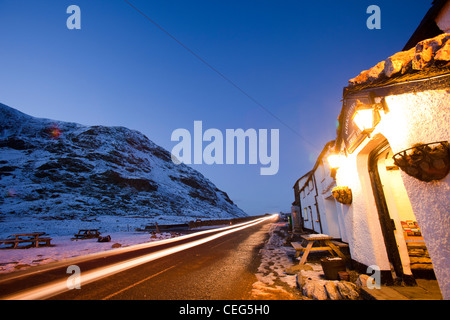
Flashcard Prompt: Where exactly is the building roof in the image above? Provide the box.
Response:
[293,170,312,189]
[403,0,448,51]
[296,2,450,190]
[346,33,450,93]
[293,140,335,189]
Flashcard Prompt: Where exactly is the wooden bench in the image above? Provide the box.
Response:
[0,233,52,249]
[291,241,307,257]
[331,240,349,248]
[291,240,334,258]
[33,237,52,247]
[291,234,348,265]
[0,238,31,249]
[71,229,101,240]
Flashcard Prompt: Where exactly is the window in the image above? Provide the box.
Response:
[307,179,314,194]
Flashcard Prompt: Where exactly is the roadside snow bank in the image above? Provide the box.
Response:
[251,222,300,300]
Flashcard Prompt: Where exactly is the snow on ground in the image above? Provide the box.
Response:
[0,214,186,274]
[0,214,234,275]
[250,222,302,300]
[0,214,189,238]
[0,230,178,274]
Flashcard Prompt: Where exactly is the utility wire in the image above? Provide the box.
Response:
[123,0,319,150]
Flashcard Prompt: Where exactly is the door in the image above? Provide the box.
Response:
[368,142,411,285]
[369,141,434,285]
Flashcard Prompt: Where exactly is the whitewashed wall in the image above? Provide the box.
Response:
[385,90,450,299]
[336,89,450,299]
[313,157,346,240]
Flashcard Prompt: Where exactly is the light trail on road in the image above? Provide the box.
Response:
[4,214,277,300]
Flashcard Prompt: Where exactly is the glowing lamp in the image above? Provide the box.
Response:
[352,105,377,135]
[353,108,374,131]
[351,100,388,136]
[327,154,345,169]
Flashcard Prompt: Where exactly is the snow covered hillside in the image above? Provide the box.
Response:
[0,103,246,236]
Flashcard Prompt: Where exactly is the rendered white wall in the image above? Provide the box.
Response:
[313,157,344,240]
[336,89,450,298]
[335,140,392,272]
[384,90,450,299]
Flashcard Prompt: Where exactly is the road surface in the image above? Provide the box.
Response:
[0,215,277,300]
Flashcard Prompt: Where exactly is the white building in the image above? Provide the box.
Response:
[293,141,347,241]
[294,0,450,298]
[333,30,450,295]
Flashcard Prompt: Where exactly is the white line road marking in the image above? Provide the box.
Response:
[101,263,180,300]
[4,215,277,300]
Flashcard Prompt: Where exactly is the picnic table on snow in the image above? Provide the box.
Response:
[71,229,101,240]
[291,234,348,265]
[0,232,52,249]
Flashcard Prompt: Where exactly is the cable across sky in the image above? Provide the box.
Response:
[122,0,320,151]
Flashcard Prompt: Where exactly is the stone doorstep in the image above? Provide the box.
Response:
[361,286,410,300]
[361,280,443,300]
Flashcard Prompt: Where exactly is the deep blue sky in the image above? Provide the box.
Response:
[0,1,431,215]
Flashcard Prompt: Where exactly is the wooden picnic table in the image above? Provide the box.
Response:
[71,229,101,240]
[0,232,52,249]
[291,234,348,265]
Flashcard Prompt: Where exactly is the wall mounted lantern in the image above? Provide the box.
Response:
[327,153,347,179]
[327,154,345,169]
[351,99,388,137]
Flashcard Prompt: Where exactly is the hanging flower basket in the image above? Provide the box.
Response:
[332,186,352,205]
[393,141,450,182]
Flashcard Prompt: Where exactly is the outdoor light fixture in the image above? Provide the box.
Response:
[352,103,380,135]
[327,153,346,179]
[327,154,345,169]
[351,99,389,136]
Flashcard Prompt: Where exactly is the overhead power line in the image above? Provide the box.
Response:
[123,0,319,150]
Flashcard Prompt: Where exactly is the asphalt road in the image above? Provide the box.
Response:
[0,216,276,300]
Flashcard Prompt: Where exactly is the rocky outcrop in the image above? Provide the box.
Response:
[0,103,247,221]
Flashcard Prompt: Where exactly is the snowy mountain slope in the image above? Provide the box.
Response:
[0,103,246,233]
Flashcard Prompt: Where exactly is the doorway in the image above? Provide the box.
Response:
[368,141,434,285]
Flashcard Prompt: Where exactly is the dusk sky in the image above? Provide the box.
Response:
[0,1,431,215]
